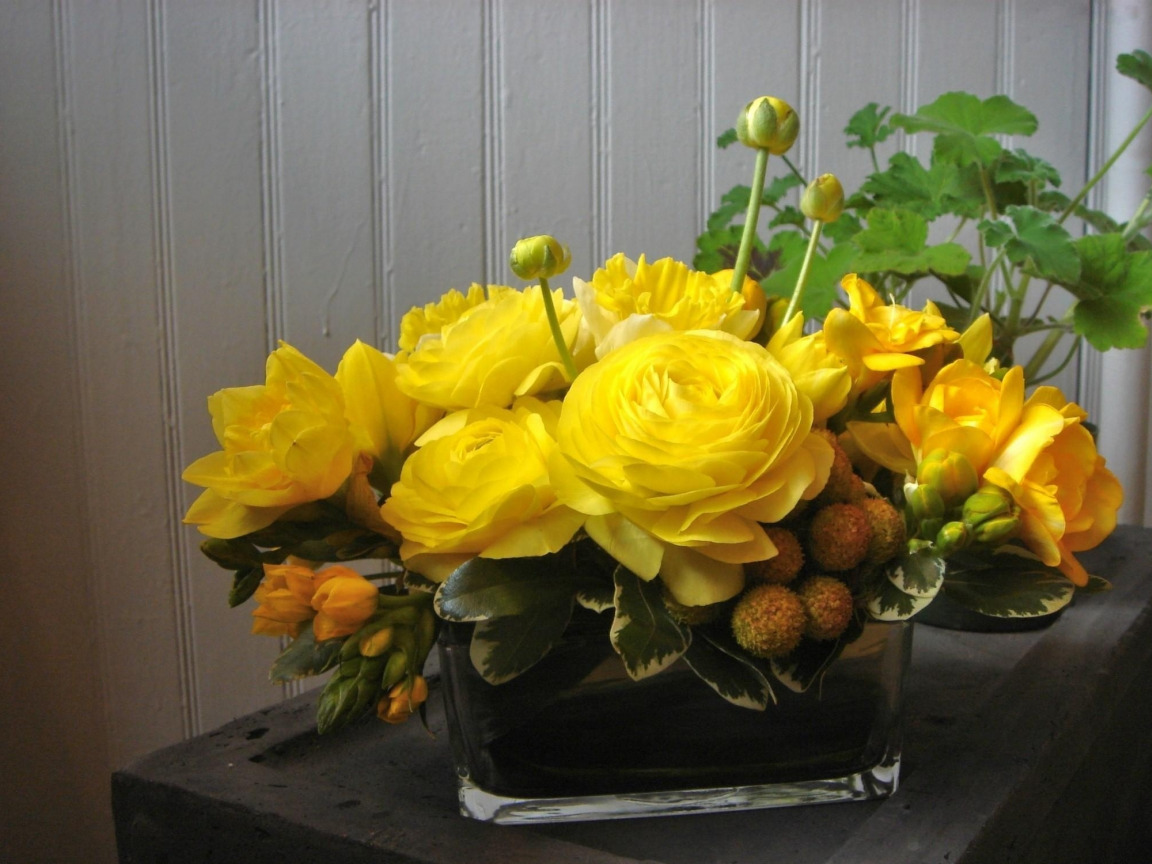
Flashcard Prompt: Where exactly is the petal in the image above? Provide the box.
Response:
[586,513,664,580]
[658,544,745,606]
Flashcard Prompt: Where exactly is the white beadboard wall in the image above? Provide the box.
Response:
[0,1,1147,861]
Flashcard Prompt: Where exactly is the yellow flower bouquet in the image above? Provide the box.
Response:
[183,53,1150,822]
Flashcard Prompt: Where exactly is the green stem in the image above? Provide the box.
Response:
[1059,103,1152,226]
[967,248,1008,327]
[979,167,1000,220]
[1122,193,1152,243]
[946,217,969,244]
[781,154,807,187]
[1021,281,1054,329]
[784,220,824,322]
[730,148,770,294]
[1022,319,1071,380]
[538,276,578,381]
[1030,335,1082,384]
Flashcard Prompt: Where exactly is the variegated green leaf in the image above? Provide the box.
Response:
[941,546,1075,617]
[403,569,439,594]
[435,553,586,622]
[610,566,690,680]
[468,599,575,685]
[684,629,775,709]
[888,548,946,597]
[867,572,936,621]
[576,580,615,613]
[772,610,866,693]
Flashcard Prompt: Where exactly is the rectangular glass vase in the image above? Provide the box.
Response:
[438,610,912,824]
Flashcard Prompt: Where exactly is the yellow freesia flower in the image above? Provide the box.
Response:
[335,340,441,488]
[396,284,592,411]
[251,562,326,638]
[379,398,585,582]
[553,330,833,606]
[766,314,851,423]
[310,565,380,640]
[573,254,763,358]
[823,274,961,394]
[183,342,357,539]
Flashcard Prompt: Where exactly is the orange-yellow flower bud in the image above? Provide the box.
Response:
[310,566,380,641]
[378,675,430,724]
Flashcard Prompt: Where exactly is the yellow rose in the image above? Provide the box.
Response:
[984,389,1122,586]
[573,254,762,358]
[335,340,441,488]
[396,284,592,410]
[553,330,833,606]
[251,562,327,637]
[310,565,380,640]
[379,398,585,582]
[766,314,850,423]
[823,274,961,394]
[183,342,356,539]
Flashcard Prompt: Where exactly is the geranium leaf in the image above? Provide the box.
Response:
[772,609,866,693]
[610,566,690,680]
[694,225,746,273]
[468,600,574,685]
[763,173,803,205]
[862,152,967,219]
[940,546,1075,617]
[844,102,894,150]
[893,92,1037,167]
[995,148,1062,188]
[852,207,970,276]
[768,205,806,230]
[1060,238,1152,351]
[684,628,775,710]
[1117,50,1152,92]
[888,548,946,597]
[1036,190,1122,236]
[761,235,858,319]
[978,205,1081,284]
[435,553,585,622]
[717,127,738,148]
[270,621,343,683]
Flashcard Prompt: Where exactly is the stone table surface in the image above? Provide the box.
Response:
[113,525,1152,864]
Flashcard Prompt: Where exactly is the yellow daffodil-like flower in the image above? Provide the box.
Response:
[183,342,357,539]
[984,389,1122,586]
[553,330,833,607]
[335,340,442,488]
[379,398,585,582]
[396,285,592,411]
[573,254,763,359]
[309,565,380,640]
[766,314,851,424]
[823,274,961,394]
[398,284,486,353]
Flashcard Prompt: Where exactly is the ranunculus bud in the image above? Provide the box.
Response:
[800,173,845,223]
[735,96,799,155]
[917,450,979,510]
[509,235,571,280]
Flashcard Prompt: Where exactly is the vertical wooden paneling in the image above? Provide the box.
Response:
[917,0,999,104]
[0,3,114,860]
[275,1,377,367]
[496,0,595,278]
[162,0,281,733]
[388,0,485,317]
[605,0,701,260]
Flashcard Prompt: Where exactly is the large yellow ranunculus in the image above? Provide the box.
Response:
[335,340,442,488]
[984,389,1122,586]
[398,285,487,353]
[573,253,763,358]
[183,342,357,539]
[395,284,592,411]
[823,274,961,394]
[553,330,833,606]
[379,398,585,582]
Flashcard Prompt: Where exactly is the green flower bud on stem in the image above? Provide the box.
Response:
[917,450,979,510]
[934,521,969,556]
[800,173,845,223]
[736,96,799,155]
[962,484,1015,528]
[509,235,571,281]
[906,482,947,523]
[971,513,1020,546]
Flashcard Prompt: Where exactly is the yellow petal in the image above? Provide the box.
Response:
[959,314,993,363]
[585,513,664,580]
[658,544,745,606]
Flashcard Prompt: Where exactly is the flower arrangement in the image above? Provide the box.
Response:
[184,52,1150,736]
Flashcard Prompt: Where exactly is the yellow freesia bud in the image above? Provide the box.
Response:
[800,173,844,222]
[971,513,1020,546]
[736,96,799,155]
[916,449,979,510]
[359,625,395,658]
[961,484,1014,528]
[310,566,380,641]
[934,521,969,556]
[509,235,571,280]
[250,562,325,638]
[378,675,430,724]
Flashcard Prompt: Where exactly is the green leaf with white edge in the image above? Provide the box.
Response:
[468,600,574,685]
[978,206,1081,285]
[844,102,894,150]
[772,609,866,694]
[1080,574,1113,595]
[270,621,343,683]
[403,569,439,594]
[683,629,775,710]
[940,545,1075,617]
[576,580,615,613]
[887,548,946,597]
[761,235,858,319]
[717,127,738,148]
[1117,50,1152,92]
[435,553,587,622]
[867,556,940,621]
[893,92,1037,167]
[610,566,690,680]
[851,207,970,276]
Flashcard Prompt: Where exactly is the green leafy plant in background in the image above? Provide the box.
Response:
[697,50,1152,383]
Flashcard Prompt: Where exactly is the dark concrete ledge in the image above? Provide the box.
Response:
[113,525,1152,864]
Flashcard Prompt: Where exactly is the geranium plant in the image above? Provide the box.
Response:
[183,52,1149,734]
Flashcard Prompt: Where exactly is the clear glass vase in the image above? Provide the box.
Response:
[438,608,912,823]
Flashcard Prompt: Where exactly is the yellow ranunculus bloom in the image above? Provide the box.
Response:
[395,285,592,411]
[251,561,334,638]
[766,314,850,424]
[183,342,357,539]
[573,254,763,359]
[553,330,833,607]
[379,398,585,582]
[398,284,486,353]
[823,274,961,394]
[310,565,380,640]
[335,340,442,488]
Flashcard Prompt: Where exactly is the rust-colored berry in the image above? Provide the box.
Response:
[798,576,854,641]
[859,496,906,564]
[730,584,806,659]
[746,526,805,584]
[807,502,872,572]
